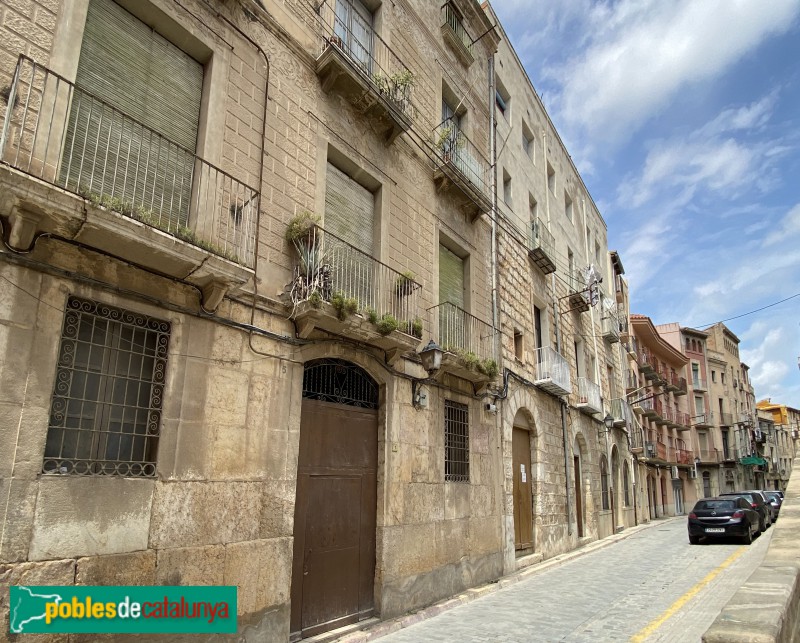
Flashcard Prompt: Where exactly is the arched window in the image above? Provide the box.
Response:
[600,456,610,510]
[623,462,631,506]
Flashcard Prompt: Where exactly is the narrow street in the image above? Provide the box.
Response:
[376,518,773,643]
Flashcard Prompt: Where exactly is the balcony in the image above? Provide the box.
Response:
[625,369,639,393]
[674,448,694,466]
[638,348,656,375]
[691,377,708,392]
[432,118,492,220]
[609,398,632,427]
[289,225,423,364]
[645,441,667,462]
[623,338,639,359]
[697,449,721,464]
[441,3,474,66]
[533,346,572,396]
[615,274,627,304]
[567,268,591,313]
[576,377,602,415]
[694,412,714,429]
[739,412,753,426]
[527,218,557,274]
[630,424,645,452]
[314,0,414,144]
[671,374,688,396]
[601,310,621,343]
[618,313,630,340]
[430,302,498,388]
[674,410,691,431]
[658,406,675,427]
[719,412,734,427]
[0,56,257,311]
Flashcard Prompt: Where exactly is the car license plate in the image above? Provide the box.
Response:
[705,528,724,533]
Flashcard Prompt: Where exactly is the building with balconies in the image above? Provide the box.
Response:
[0,0,513,639]
[630,316,692,518]
[757,400,799,491]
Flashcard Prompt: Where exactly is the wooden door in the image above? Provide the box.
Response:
[574,455,583,537]
[512,428,533,553]
[290,398,377,639]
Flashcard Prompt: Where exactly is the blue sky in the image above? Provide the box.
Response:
[491,0,800,405]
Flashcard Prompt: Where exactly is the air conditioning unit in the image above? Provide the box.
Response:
[689,468,698,479]
[671,466,680,479]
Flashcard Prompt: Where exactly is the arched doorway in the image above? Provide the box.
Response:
[290,360,379,639]
[512,411,534,555]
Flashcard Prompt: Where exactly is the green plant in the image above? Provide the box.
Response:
[436,124,454,151]
[478,358,499,379]
[330,291,358,321]
[308,290,322,308]
[364,307,378,324]
[407,317,423,339]
[285,211,319,242]
[375,313,399,336]
[462,351,479,371]
[395,271,416,296]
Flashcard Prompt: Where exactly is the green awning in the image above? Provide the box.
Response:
[739,455,767,466]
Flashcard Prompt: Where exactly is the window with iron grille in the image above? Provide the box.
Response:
[43,297,170,477]
[600,456,610,510]
[444,399,469,482]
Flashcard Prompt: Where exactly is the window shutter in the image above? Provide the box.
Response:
[61,0,203,229]
[324,163,375,305]
[439,245,464,309]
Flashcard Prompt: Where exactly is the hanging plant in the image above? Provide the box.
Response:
[285,211,319,243]
[375,313,399,336]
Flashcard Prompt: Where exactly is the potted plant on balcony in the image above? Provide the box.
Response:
[395,271,416,296]
[285,211,319,245]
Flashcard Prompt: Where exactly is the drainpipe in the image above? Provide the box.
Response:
[488,56,499,370]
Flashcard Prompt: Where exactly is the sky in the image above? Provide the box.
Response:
[490,0,800,406]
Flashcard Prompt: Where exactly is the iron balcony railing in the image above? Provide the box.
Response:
[674,410,691,428]
[609,397,632,426]
[674,448,694,465]
[529,217,556,262]
[430,301,496,364]
[645,441,667,460]
[626,369,639,391]
[432,117,490,199]
[290,225,422,337]
[576,377,602,412]
[719,412,734,426]
[638,347,655,372]
[694,411,714,427]
[315,0,415,119]
[442,3,474,59]
[630,424,645,450]
[722,447,739,461]
[697,449,720,463]
[692,377,708,391]
[0,56,258,267]
[532,346,572,394]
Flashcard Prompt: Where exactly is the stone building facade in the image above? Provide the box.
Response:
[756,400,799,491]
[1,0,639,640]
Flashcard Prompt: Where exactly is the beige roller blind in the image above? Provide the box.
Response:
[439,244,464,309]
[61,0,203,229]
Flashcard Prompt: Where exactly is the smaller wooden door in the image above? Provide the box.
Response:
[512,428,533,552]
[574,455,583,537]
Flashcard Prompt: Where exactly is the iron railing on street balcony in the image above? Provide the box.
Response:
[601,301,620,341]
[630,423,645,449]
[532,346,572,394]
[691,377,707,391]
[0,56,257,267]
[290,225,422,337]
[697,449,720,463]
[638,347,655,371]
[626,369,639,391]
[432,117,490,199]
[674,410,691,428]
[722,447,739,461]
[719,412,734,426]
[576,377,602,412]
[674,448,694,465]
[314,0,415,119]
[442,3,474,58]
[646,440,667,460]
[430,301,496,363]
[609,397,632,426]
[529,217,556,262]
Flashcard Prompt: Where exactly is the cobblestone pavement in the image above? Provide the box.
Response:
[375,518,773,643]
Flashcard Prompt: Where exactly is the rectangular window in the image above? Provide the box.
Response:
[565,191,573,222]
[547,162,555,193]
[514,329,524,361]
[533,305,544,350]
[445,400,469,482]
[503,169,512,206]
[495,75,510,120]
[711,370,716,382]
[522,119,535,161]
[43,297,170,476]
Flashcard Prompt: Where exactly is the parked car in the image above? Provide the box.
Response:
[688,497,760,545]
[720,491,771,532]
[763,491,783,520]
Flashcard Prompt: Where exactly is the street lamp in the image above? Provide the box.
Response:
[603,414,614,431]
[419,339,443,374]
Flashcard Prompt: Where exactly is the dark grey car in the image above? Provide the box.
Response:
[688,497,760,545]
[720,491,771,532]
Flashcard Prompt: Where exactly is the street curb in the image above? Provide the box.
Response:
[328,517,682,642]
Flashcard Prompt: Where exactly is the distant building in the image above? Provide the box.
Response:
[756,400,799,490]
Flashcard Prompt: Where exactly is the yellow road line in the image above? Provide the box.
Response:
[630,547,746,642]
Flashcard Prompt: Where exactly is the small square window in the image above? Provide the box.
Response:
[547,162,555,193]
[522,120,535,162]
[503,169,512,206]
[514,329,524,361]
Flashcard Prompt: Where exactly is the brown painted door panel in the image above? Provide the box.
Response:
[291,399,377,639]
[574,455,583,537]
[512,428,533,551]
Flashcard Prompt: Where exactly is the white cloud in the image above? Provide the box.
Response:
[547,0,800,144]
[764,204,800,246]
